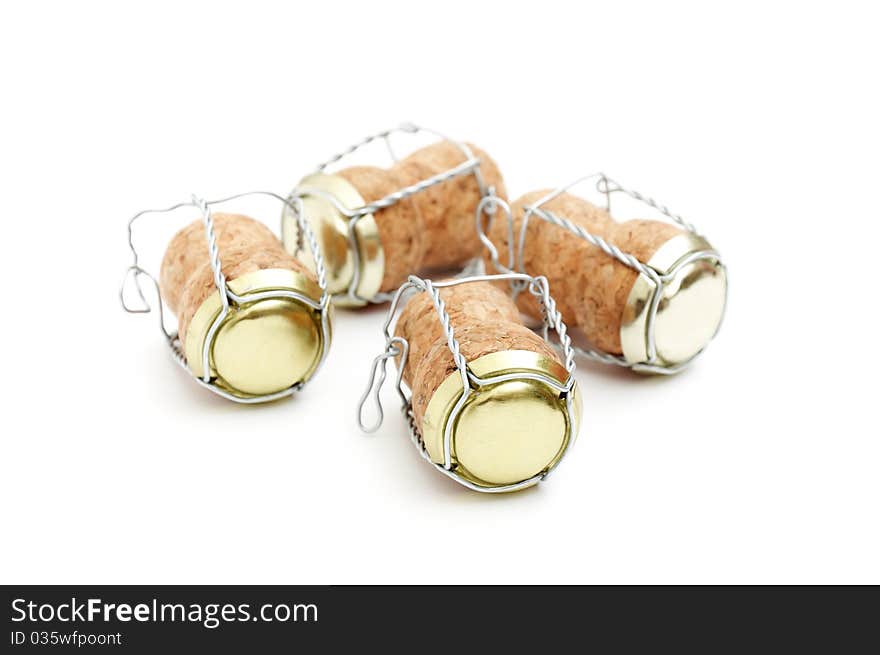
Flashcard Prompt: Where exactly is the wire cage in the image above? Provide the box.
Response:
[120,191,331,403]
[477,173,727,374]
[285,122,502,305]
[357,271,581,493]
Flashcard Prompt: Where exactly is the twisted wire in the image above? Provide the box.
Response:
[122,191,332,403]
[304,123,484,305]
[419,279,467,374]
[528,276,576,375]
[602,178,699,234]
[533,207,660,281]
[169,336,189,370]
[314,126,407,173]
[193,195,229,303]
[357,158,479,216]
[289,195,328,294]
[359,271,580,491]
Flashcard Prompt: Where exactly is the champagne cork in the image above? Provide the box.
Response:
[396,141,506,269]
[175,244,311,345]
[393,281,580,489]
[160,214,280,314]
[484,191,727,368]
[335,166,424,293]
[159,213,328,398]
[283,141,506,305]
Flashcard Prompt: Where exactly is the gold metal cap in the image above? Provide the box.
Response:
[420,350,581,489]
[620,233,726,368]
[282,173,385,307]
[185,268,329,398]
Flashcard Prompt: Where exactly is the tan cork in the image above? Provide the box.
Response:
[394,281,560,432]
[159,213,280,314]
[336,166,424,292]
[336,141,506,291]
[483,190,681,354]
[159,215,314,344]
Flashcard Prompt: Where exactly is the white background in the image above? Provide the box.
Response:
[1,1,877,584]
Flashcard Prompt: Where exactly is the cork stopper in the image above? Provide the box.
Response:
[336,166,424,292]
[484,191,726,366]
[340,141,506,283]
[407,321,560,431]
[396,141,506,269]
[158,214,325,397]
[394,282,521,393]
[394,281,575,488]
[160,213,280,315]
[176,243,312,344]
[285,141,507,302]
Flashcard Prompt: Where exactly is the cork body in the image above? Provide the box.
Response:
[336,166,423,292]
[159,214,280,314]
[394,282,560,432]
[159,214,314,343]
[484,191,682,354]
[337,141,506,291]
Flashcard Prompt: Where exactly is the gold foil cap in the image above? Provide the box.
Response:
[282,173,384,307]
[620,233,727,368]
[420,350,581,490]
[185,268,329,398]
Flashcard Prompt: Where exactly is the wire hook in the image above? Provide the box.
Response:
[357,337,408,433]
[119,266,174,340]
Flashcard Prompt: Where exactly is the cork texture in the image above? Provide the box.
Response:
[158,214,314,344]
[397,142,507,268]
[160,213,280,314]
[336,141,506,289]
[336,166,424,292]
[394,281,560,433]
[176,244,312,344]
[483,191,681,354]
